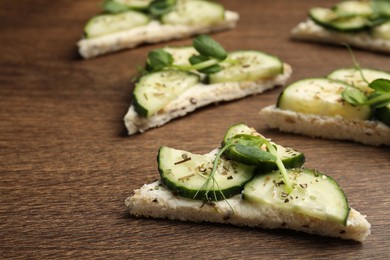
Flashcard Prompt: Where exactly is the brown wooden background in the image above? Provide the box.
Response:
[1,0,389,258]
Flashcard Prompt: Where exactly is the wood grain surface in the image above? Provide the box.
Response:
[1,0,389,259]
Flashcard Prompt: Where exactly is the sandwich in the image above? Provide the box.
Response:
[291,0,390,54]
[260,67,390,146]
[124,35,292,135]
[126,123,371,242]
[77,0,239,58]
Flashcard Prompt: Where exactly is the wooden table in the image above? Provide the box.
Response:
[1,0,389,258]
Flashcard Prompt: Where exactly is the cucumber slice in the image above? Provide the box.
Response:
[84,10,150,38]
[161,0,225,26]
[133,70,200,117]
[309,7,368,32]
[277,78,372,120]
[162,46,199,66]
[112,0,152,10]
[375,104,390,126]
[103,0,153,13]
[327,67,390,94]
[372,21,390,40]
[158,146,255,201]
[222,123,305,171]
[208,51,283,84]
[243,168,350,225]
[371,0,390,17]
[333,0,373,17]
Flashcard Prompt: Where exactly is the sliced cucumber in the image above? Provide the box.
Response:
[133,70,200,117]
[113,0,152,10]
[371,0,390,17]
[162,46,199,66]
[327,67,390,94]
[208,51,283,84]
[309,7,368,32]
[372,20,390,40]
[84,10,150,38]
[243,168,350,225]
[158,146,255,201]
[222,123,305,171]
[333,0,373,17]
[103,0,153,13]
[375,104,390,126]
[277,78,372,120]
[161,0,225,26]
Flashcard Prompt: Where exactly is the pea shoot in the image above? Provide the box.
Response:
[193,133,294,208]
[146,35,235,74]
[341,44,390,110]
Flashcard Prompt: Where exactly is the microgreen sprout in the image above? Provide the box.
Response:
[103,0,177,16]
[227,134,293,193]
[193,143,235,211]
[146,35,236,74]
[148,0,177,16]
[193,134,294,210]
[341,44,390,109]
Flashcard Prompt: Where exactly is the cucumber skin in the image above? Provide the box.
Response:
[256,153,305,173]
[132,70,200,118]
[223,148,305,173]
[309,9,368,33]
[132,93,149,118]
[160,173,245,201]
[157,147,252,201]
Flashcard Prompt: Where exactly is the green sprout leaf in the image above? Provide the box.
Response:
[341,45,390,109]
[193,35,228,60]
[367,92,390,108]
[342,87,368,106]
[142,35,232,75]
[102,0,129,13]
[149,0,177,16]
[146,49,174,71]
[234,144,277,162]
[189,55,222,74]
[369,78,390,93]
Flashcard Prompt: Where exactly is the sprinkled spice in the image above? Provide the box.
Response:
[174,154,192,165]
[299,183,308,189]
[190,98,197,104]
[178,173,195,181]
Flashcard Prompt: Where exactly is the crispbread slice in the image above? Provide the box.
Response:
[126,180,371,242]
[259,105,390,147]
[78,11,239,59]
[124,64,292,135]
[291,19,390,54]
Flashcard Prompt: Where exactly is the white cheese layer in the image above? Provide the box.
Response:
[291,19,390,54]
[126,180,371,242]
[124,64,292,135]
[78,11,239,59]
